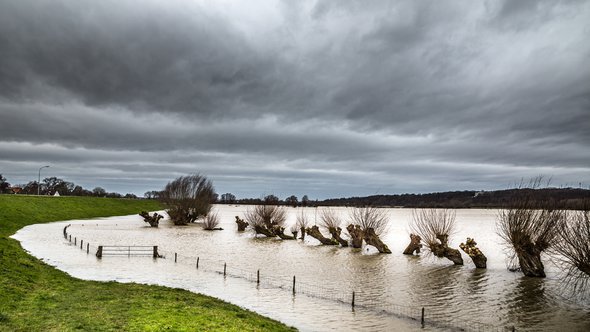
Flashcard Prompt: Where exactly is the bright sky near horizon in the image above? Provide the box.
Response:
[1,0,589,199]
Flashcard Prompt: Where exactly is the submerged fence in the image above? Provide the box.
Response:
[63,225,516,332]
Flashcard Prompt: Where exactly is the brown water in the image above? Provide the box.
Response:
[12,206,590,331]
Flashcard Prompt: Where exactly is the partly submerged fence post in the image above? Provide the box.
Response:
[352,291,355,309]
[421,307,425,328]
[96,246,103,258]
[152,246,158,258]
[175,252,177,263]
[257,269,260,285]
[224,263,227,277]
[87,243,89,254]
[292,276,296,295]
[196,257,199,269]
[80,240,83,249]
[69,235,71,242]
[74,237,77,246]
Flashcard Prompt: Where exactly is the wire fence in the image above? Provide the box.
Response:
[63,225,516,332]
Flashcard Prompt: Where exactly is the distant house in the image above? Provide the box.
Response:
[53,191,60,197]
[473,191,486,198]
[10,187,22,194]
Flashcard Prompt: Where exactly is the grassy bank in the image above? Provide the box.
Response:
[0,195,295,332]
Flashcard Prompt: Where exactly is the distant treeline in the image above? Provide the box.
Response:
[320,188,590,210]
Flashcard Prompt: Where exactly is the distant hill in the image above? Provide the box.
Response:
[320,188,590,209]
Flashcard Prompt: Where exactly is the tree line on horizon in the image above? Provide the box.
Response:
[0,174,137,198]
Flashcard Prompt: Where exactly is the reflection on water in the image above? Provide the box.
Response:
[12,206,590,332]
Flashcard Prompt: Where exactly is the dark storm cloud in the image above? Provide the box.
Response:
[1,0,589,197]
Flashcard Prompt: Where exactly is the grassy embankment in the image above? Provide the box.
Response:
[0,195,295,332]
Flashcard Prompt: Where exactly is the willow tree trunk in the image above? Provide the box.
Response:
[431,244,463,265]
[299,227,306,240]
[431,234,463,265]
[516,250,545,277]
[235,216,248,231]
[403,233,422,255]
[254,225,275,237]
[306,226,339,245]
[274,226,296,240]
[459,238,487,268]
[364,228,392,254]
[346,224,364,248]
[328,227,349,247]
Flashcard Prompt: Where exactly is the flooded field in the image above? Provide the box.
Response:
[12,205,590,331]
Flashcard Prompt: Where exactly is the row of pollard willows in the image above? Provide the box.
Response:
[236,205,393,254]
[404,209,487,268]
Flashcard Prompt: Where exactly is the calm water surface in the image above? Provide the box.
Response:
[12,206,590,331]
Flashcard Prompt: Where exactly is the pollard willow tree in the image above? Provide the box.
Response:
[319,208,348,246]
[552,207,590,294]
[410,209,463,265]
[496,193,563,278]
[245,205,294,239]
[160,174,216,226]
[347,206,391,254]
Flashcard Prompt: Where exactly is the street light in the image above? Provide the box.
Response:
[38,165,49,195]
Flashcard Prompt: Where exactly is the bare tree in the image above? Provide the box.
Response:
[552,208,590,295]
[410,209,463,265]
[202,212,223,231]
[139,211,163,228]
[296,210,311,240]
[319,208,348,246]
[348,206,391,254]
[497,197,563,277]
[160,174,216,225]
[244,205,292,238]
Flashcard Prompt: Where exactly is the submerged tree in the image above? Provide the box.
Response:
[296,210,311,240]
[459,238,487,268]
[497,195,563,277]
[411,209,463,265]
[202,212,223,231]
[320,208,348,247]
[245,205,293,239]
[403,233,422,255]
[235,216,248,231]
[139,211,163,227]
[348,206,391,254]
[552,208,590,294]
[160,174,216,225]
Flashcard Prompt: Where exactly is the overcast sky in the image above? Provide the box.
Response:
[1,0,589,199]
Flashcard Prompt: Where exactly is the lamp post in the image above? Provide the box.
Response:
[38,165,49,195]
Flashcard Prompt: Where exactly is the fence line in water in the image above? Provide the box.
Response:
[63,226,515,332]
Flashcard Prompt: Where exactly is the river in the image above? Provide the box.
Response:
[11,205,590,331]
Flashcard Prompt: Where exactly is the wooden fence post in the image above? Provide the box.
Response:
[292,276,296,295]
[196,257,199,269]
[352,291,355,309]
[421,307,425,328]
[74,237,77,246]
[175,252,177,263]
[80,240,83,249]
[87,243,89,254]
[224,263,227,277]
[96,246,103,258]
[153,246,158,258]
[257,269,260,285]
[69,235,71,242]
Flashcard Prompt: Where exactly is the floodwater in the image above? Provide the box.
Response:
[12,205,590,332]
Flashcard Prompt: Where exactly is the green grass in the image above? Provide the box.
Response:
[0,195,295,332]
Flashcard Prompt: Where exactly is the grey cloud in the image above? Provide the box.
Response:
[1,0,589,198]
